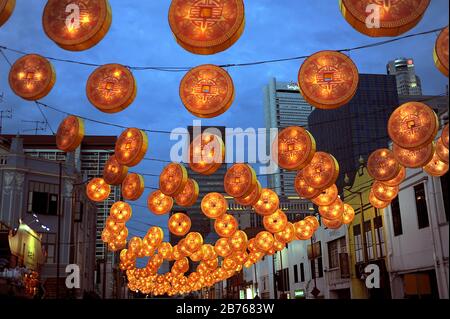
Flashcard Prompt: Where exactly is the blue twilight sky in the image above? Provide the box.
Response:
[0,1,448,242]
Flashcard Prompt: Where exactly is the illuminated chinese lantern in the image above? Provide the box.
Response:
[235,180,262,207]
[339,0,430,37]
[272,239,285,252]
[263,210,288,234]
[231,251,248,265]
[128,237,142,256]
[172,245,184,261]
[229,230,248,252]
[441,124,449,149]
[9,54,56,101]
[273,126,316,170]
[190,248,204,262]
[294,220,313,240]
[372,181,399,202]
[247,238,260,253]
[115,128,148,167]
[214,238,233,257]
[184,232,203,253]
[224,164,257,198]
[253,188,279,216]
[201,192,228,219]
[180,64,235,118]
[121,173,144,201]
[388,102,439,150]
[159,163,188,197]
[101,227,112,243]
[434,27,449,77]
[214,214,238,238]
[144,227,165,248]
[158,242,174,261]
[56,115,85,152]
[174,178,199,207]
[342,204,355,224]
[0,0,15,27]
[383,166,406,187]
[303,152,340,190]
[436,138,449,164]
[201,244,217,261]
[255,231,274,252]
[174,258,190,274]
[168,0,245,55]
[86,177,110,202]
[168,213,191,237]
[304,216,320,231]
[105,216,125,234]
[298,50,359,110]
[102,155,128,186]
[319,198,344,221]
[423,152,449,177]
[222,256,238,271]
[367,148,400,181]
[311,184,338,207]
[322,217,343,230]
[86,64,136,114]
[189,133,225,175]
[274,222,295,244]
[369,189,390,209]
[110,201,132,223]
[42,0,112,51]
[204,257,218,270]
[294,170,321,199]
[147,190,173,216]
[108,240,126,252]
[393,142,435,168]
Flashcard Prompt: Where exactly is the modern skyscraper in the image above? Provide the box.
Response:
[263,78,314,198]
[308,74,399,192]
[387,58,422,96]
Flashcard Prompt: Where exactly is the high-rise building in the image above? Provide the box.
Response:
[263,78,314,198]
[308,74,399,192]
[387,58,422,96]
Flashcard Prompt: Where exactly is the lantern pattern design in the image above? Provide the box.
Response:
[369,189,390,209]
[339,0,430,37]
[122,173,145,201]
[224,163,257,198]
[253,188,280,216]
[214,238,232,257]
[115,128,148,167]
[367,148,400,181]
[185,232,204,253]
[214,214,238,238]
[322,217,343,230]
[319,198,344,221]
[42,0,112,51]
[9,54,56,101]
[311,184,338,207]
[255,231,274,252]
[441,124,449,149]
[294,170,321,199]
[110,201,132,223]
[0,0,15,27]
[434,27,449,77]
[147,190,174,216]
[304,216,320,231]
[436,138,449,164]
[388,102,439,150]
[86,178,110,202]
[303,152,339,190]
[423,152,449,177]
[393,142,435,168]
[86,64,137,113]
[372,181,399,202]
[229,230,247,251]
[201,192,228,219]
[383,165,406,187]
[168,0,245,55]
[274,222,296,244]
[103,155,128,185]
[298,51,359,110]
[263,210,288,234]
[180,64,235,118]
[159,163,188,197]
[56,115,85,152]
[174,178,199,207]
[235,180,262,206]
[189,133,225,175]
[342,204,355,224]
[294,220,314,240]
[168,213,192,237]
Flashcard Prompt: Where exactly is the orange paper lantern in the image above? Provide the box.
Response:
[86,64,136,113]
[372,181,399,202]
[255,231,274,252]
[168,213,191,237]
[43,0,112,51]
[110,201,132,223]
[235,180,262,207]
[322,217,343,230]
[229,230,248,252]
[168,0,245,55]
[388,102,439,150]
[434,27,449,77]
[214,238,233,257]
[304,216,320,231]
[294,170,321,199]
[367,148,400,181]
[247,238,260,253]
[224,164,257,198]
[369,189,390,209]
[185,232,204,253]
[175,178,199,207]
[159,163,188,197]
[342,204,355,224]
[253,188,280,216]
[303,152,340,190]
[298,50,359,109]
[189,133,225,175]
[383,166,406,187]
[147,190,173,216]
[294,220,314,240]
[274,222,296,244]
[115,128,148,167]
[0,0,15,27]
[423,152,449,177]
[86,177,110,202]
[158,242,174,261]
[311,184,338,206]
[105,216,125,234]
[436,138,449,164]
[273,126,316,170]
[201,244,217,261]
[128,237,142,255]
[103,155,128,185]
[56,115,85,152]
[144,227,165,248]
[339,0,430,37]
[319,198,344,221]
[214,214,238,238]
[263,210,288,234]
[190,248,204,262]
[441,124,449,149]
[9,54,56,101]
[122,173,145,201]
[201,192,228,219]
[393,142,435,168]
[174,257,190,274]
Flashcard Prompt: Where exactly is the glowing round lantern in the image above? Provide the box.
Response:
[175,178,199,207]
[274,222,296,243]
[235,180,262,207]
[86,64,136,113]
[158,242,174,260]
[369,189,390,209]
[101,227,112,243]
[105,217,125,234]
[201,192,228,219]
[303,152,339,190]
[319,198,344,221]
[224,164,257,198]
[168,0,245,55]
[147,190,173,216]
[441,124,449,149]
[231,251,248,265]
[189,133,225,175]
[298,51,359,109]
[263,210,288,234]
[185,232,203,253]
[294,220,313,240]
[172,245,184,261]
[434,27,449,77]
[103,155,128,185]
[204,257,218,270]
[253,188,279,216]
[423,152,449,177]
[436,138,449,164]
[145,227,165,248]
[168,213,191,237]
[339,0,430,37]
[86,177,110,202]
[122,173,145,201]
[367,148,400,181]
[174,258,190,274]
[342,204,355,224]
[223,256,238,271]
[180,64,235,118]
[115,128,148,167]
[388,102,439,150]
[247,238,260,253]
[311,184,338,207]
[0,0,15,27]
[56,115,85,152]
[393,142,435,168]
[159,163,188,197]
[9,54,56,101]
[214,238,233,257]
[229,230,248,252]
[273,239,285,252]
[383,166,406,187]
[304,216,320,232]
[110,201,132,223]
[108,240,126,252]
[201,244,217,261]
[322,217,343,230]
[214,214,238,238]
[372,181,399,202]
[273,126,316,170]
[294,170,321,199]
[255,231,274,252]
[128,237,142,255]
[43,0,112,51]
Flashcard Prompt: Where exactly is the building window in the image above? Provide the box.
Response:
[440,173,449,222]
[374,215,386,258]
[391,196,403,236]
[300,263,305,282]
[40,232,56,264]
[328,240,339,269]
[27,181,59,216]
[364,220,374,260]
[293,264,299,283]
[353,225,363,263]
[414,183,429,229]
